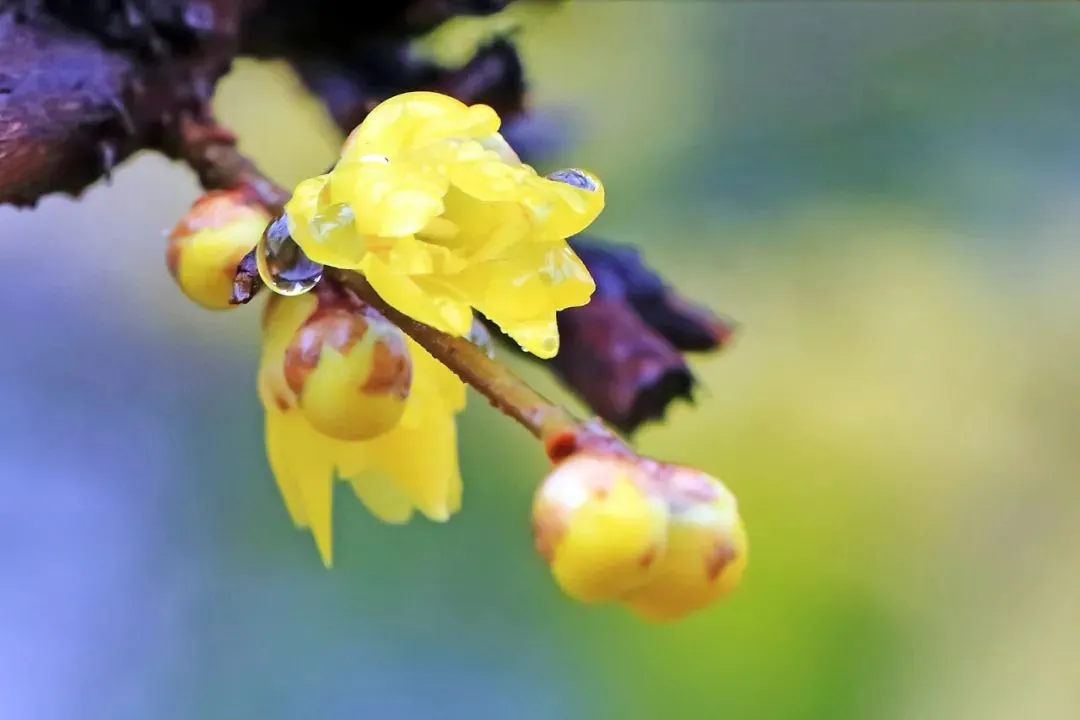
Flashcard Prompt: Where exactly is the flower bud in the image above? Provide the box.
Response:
[532,453,670,603]
[533,444,747,621]
[282,289,412,441]
[623,466,747,622]
[166,190,270,310]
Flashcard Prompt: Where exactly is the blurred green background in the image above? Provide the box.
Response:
[2,2,1079,718]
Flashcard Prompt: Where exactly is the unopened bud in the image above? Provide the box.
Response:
[281,288,412,441]
[166,190,270,310]
[532,453,669,603]
[623,465,747,622]
[533,447,747,621]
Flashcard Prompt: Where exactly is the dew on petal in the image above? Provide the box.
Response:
[256,215,325,296]
[547,168,600,192]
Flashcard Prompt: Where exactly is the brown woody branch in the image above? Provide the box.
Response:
[0,2,245,207]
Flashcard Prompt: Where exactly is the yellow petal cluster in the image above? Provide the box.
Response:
[259,291,466,566]
[532,452,747,621]
[283,91,604,359]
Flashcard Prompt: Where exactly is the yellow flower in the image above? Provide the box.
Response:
[282,91,604,359]
[259,289,466,567]
[532,451,747,621]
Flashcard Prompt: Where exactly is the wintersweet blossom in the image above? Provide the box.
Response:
[168,91,609,569]
[282,91,604,358]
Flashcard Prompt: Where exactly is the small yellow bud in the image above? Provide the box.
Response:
[623,466,747,622]
[166,190,270,310]
[282,288,412,442]
[533,438,747,621]
[532,453,669,603]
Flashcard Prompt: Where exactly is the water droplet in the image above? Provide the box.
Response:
[256,215,325,296]
[467,320,497,359]
[546,168,599,192]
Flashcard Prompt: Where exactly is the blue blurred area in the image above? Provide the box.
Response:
[2,3,1080,719]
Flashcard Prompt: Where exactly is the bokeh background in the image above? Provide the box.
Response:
[3,2,1079,718]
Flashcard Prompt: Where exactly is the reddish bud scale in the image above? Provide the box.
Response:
[270,284,414,442]
[284,301,412,402]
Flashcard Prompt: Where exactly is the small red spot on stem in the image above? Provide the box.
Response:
[545,430,579,464]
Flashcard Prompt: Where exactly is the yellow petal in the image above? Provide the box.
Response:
[259,393,339,567]
[341,92,471,159]
[328,161,448,238]
[412,104,501,147]
[445,157,537,204]
[435,186,532,259]
[284,175,327,247]
[464,241,594,319]
[397,342,452,429]
[285,176,371,269]
[397,235,470,275]
[361,255,450,330]
[448,242,594,358]
[367,395,461,522]
[539,170,606,239]
[496,314,560,359]
[262,405,309,529]
[409,337,467,413]
[346,472,416,525]
[286,418,338,568]
[477,132,521,165]
[385,234,437,275]
[362,255,473,336]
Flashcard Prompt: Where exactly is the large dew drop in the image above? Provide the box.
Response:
[256,215,325,296]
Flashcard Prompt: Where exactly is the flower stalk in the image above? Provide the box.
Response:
[336,269,583,445]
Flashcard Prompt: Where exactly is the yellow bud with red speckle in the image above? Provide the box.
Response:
[166,190,270,310]
[623,465,747,622]
[532,453,670,603]
[278,287,412,442]
[532,447,746,621]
